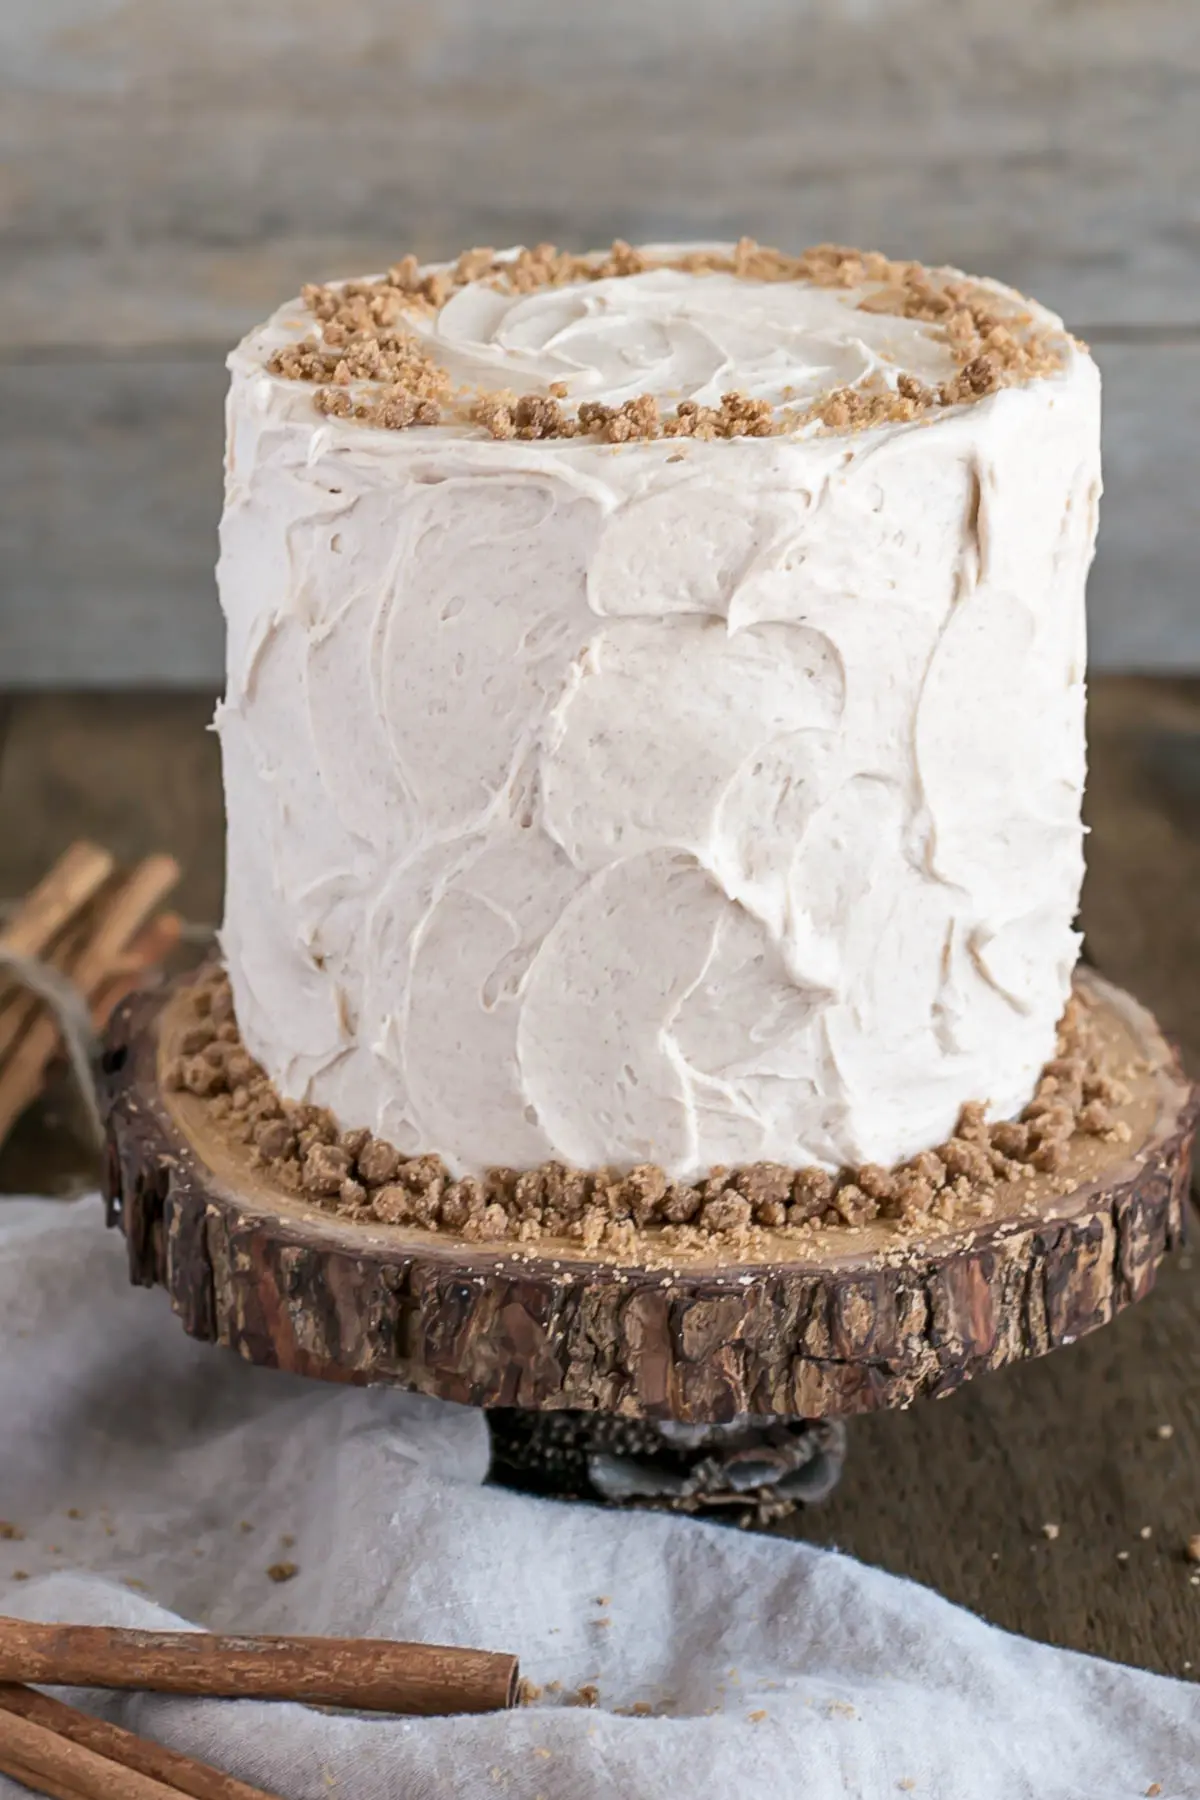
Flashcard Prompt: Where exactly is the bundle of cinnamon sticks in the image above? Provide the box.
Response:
[0,842,182,1151]
[0,1617,519,1798]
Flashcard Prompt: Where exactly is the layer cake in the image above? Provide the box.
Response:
[214,241,1100,1214]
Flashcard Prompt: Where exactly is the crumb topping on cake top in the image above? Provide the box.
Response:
[246,239,1073,442]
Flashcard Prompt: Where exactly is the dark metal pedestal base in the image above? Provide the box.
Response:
[486,1411,847,1522]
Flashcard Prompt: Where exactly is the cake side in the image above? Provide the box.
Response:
[215,241,1101,1182]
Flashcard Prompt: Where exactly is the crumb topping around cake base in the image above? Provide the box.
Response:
[162,964,1157,1270]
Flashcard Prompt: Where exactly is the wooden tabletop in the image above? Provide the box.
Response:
[1,676,1198,1680]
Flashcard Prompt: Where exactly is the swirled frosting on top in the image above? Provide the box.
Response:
[217,244,1100,1183]
[426,264,954,408]
[252,240,1067,438]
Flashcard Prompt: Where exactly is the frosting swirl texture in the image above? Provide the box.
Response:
[426,263,957,408]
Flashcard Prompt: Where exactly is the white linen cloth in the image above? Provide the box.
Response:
[0,1196,1196,1800]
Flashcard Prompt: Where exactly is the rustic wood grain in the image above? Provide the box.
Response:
[1087,345,1200,670]
[98,964,1195,1423]
[0,361,226,687]
[3,1,1200,679]
[4,0,1200,343]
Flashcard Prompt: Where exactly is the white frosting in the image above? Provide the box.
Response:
[216,247,1101,1180]
[428,263,957,409]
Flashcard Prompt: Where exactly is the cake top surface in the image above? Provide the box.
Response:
[233,239,1076,444]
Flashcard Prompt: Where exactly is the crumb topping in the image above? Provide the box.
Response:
[264,239,1069,441]
[167,969,1132,1258]
[269,331,451,430]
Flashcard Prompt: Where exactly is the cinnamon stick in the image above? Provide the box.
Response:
[0,842,114,961]
[69,856,181,993]
[0,843,115,1067]
[0,857,180,1143]
[0,1704,182,1799]
[0,1686,282,1800]
[0,1618,520,1717]
[0,919,90,1074]
[98,913,185,986]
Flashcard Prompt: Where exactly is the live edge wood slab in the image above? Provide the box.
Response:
[99,967,1196,1425]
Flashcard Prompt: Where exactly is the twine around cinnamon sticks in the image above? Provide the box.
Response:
[0,841,182,1152]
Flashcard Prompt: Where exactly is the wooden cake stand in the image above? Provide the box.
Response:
[99,967,1195,1510]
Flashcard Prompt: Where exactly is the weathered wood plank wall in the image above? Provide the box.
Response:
[2,0,1198,683]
